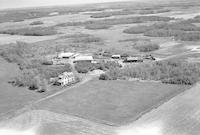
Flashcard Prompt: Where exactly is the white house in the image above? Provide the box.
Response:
[56,72,76,86]
[73,56,94,63]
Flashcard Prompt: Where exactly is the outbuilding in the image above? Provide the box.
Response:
[58,52,75,59]
[73,56,94,63]
[123,57,143,63]
[111,55,121,59]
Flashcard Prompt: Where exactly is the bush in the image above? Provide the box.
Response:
[30,21,44,25]
[38,64,72,79]
[101,60,200,85]
[40,60,53,65]
[75,61,122,73]
[103,61,122,69]
[11,69,40,90]
[85,23,111,30]
[123,26,151,34]
[99,74,110,80]
[162,76,196,85]
[59,16,173,28]
[133,40,160,52]
[75,62,94,73]
[90,12,112,18]
[72,37,102,43]
[0,26,57,36]
[123,21,200,41]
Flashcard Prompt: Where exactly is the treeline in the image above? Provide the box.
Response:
[56,16,173,30]
[138,9,171,14]
[90,10,136,18]
[89,8,170,18]
[0,42,72,92]
[0,26,57,36]
[133,40,160,52]
[100,60,200,85]
[75,61,122,73]
[30,21,44,25]
[186,15,200,23]
[124,21,200,41]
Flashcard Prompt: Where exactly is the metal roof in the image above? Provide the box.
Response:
[74,56,93,61]
[58,52,74,58]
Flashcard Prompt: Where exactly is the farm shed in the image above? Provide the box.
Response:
[124,57,143,63]
[73,56,94,63]
[111,55,121,59]
[58,52,75,59]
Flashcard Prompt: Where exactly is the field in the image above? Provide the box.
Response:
[35,80,188,126]
[0,0,200,135]
[117,83,200,135]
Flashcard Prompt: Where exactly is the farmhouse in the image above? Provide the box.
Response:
[73,56,94,63]
[58,52,75,59]
[123,57,143,63]
[56,72,75,86]
[111,55,121,59]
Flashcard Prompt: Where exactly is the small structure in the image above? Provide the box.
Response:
[143,55,156,60]
[52,58,69,65]
[123,57,143,63]
[58,52,75,59]
[111,55,121,59]
[55,72,76,86]
[49,12,59,16]
[73,56,94,63]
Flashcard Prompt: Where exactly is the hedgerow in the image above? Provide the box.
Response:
[100,60,200,85]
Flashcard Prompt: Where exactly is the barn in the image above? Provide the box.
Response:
[73,56,94,63]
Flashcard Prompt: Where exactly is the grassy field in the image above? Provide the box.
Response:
[35,79,189,126]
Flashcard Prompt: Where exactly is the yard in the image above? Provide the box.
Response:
[35,79,189,126]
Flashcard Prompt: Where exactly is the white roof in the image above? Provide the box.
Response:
[58,52,74,58]
[112,55,121,57]
[74,56,93,61]
[49,12,59,16]
[126,57,141,60]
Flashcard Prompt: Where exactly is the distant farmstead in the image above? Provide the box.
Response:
[56,72,76,86]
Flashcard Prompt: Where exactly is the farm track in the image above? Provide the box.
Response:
[0,110,115,135]
[0,73,95,120]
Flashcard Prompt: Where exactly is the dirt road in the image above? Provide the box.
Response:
[0,110,115,135]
